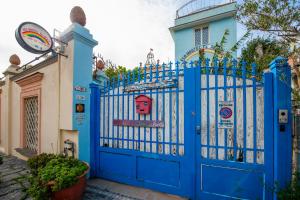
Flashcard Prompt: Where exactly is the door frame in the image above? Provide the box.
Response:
[16,72,43,154]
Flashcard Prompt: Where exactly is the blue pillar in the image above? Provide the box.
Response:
[264,72,274,200]
[61,23,98,165]
[269,57,292,196]
[89,83,100,177]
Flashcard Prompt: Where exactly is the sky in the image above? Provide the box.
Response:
[0,0,246,73]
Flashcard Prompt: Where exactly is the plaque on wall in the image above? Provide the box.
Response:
[75,103,85,113]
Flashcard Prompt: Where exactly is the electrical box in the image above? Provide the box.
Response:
[278,109,288,124]
[135,95,152,115]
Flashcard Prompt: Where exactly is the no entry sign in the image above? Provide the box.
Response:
[218,101,234,129]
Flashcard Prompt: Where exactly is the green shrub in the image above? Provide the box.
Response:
[27,153,61,176]
[27,154,88,200]
[277,172,300,200]
[0,154,3,165]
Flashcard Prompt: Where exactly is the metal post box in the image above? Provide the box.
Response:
[135,95,152,114]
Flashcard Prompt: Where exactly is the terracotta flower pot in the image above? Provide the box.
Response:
[50,163,89,200]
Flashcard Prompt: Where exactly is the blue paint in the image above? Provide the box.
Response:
[89,83,100,177]
[252,63,257,163]
[270,57,292,198]
[184,62,197,199]
[88,58,291,200]
[223,58,228,160]
[61,23,97,165]
[242,61,247,162]
[263,72,274,200]
[155,63,159,153]
[214,59,219,159]
[232,59,238,160]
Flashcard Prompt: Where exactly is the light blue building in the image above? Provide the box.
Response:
[169,0,237,62]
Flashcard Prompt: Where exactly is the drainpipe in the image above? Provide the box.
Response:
[57,54,61,154]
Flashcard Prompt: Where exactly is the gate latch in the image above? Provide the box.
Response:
[196,125,201,134]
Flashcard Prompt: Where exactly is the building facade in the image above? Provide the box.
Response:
[0,21,97,162]
[170,0,237,62]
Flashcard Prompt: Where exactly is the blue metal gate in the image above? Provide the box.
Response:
[90,57,292,200]
[184,59,274,199]
[90,63,192,197]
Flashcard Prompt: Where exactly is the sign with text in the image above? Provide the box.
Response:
[113,119,164,128]
[15,22,53,54]
[124,79,177,92]
[218,101,234,129]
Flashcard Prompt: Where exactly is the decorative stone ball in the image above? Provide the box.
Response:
[96,60,105,70]
[9,54,20,65]
[70,6,86,26]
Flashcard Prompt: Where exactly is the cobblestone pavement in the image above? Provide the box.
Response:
[0,154,184,200]
[0,153,31,200]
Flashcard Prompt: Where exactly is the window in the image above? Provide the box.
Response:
[195,27,209,47]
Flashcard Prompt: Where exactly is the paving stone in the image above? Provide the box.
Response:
[0,153,184,200]
[0,153,29,200]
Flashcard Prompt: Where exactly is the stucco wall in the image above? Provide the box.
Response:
[210,17,236,54]
[60,40,74,131]
[0,55,79,158]
[174,16,237,61]
[10,81,21,154]
[0,87,3,151]
[8,61,61,157]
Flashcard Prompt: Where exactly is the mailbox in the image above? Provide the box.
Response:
[135,95,152,114]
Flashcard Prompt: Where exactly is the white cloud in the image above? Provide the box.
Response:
[0,0,186,74]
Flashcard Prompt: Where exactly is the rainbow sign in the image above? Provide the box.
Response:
[21,31,50,46]
[16,22,53,54]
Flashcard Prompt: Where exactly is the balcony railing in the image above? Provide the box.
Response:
[176,0,235,19]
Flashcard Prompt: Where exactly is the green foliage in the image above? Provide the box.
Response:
[39,157,87,192]
[104,65,128,80]
[277,172,300,200]
[237,0,300,42]
[26,154,88,200]
[27,153,60,176]
[240,37,289,73]
[104,65,144,84]
[27,176,50,200]
[210,29,250,62]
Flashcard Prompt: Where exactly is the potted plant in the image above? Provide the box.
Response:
[27,153,89,200]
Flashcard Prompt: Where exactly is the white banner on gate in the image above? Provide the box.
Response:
[218,101,234,129]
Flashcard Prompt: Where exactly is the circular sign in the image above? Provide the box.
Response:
[15,22,53,54]
[219,107,232,119]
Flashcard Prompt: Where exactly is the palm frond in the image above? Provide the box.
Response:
[230,30,251,53]
[220,29,230,49]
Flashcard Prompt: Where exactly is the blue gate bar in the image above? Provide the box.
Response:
[169,62,173,154]
[176,61,180,155]
[232,59,237,160]
[127,72,131,149]
[103,79,106,145]
[205,58,210,158]
[162,63,166,154]
[150,65,153,153]
[132,71,136,149]
[156,63,159,153]
[143,65,147,151]
[112,77,115,147]
[214,59,219,159]
[252,63,257,164]
[137,68,141,150]
[122,73,125,148]
[199,59,202,158]
[242,61,247,162]
[117,75,120,147]
[223,58,228,160]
